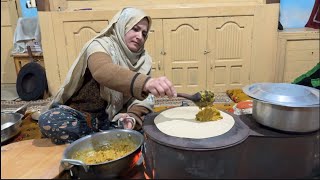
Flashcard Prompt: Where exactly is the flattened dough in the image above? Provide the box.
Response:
[154,106,235,139]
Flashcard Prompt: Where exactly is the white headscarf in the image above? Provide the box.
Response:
[50,7,154,120]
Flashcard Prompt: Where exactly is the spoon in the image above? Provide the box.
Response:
[177,90,215,108]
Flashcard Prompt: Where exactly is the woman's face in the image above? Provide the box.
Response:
[125,18,149,52]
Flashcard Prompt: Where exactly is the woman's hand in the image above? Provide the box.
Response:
[143,76,177,98]
[114,113,136,129]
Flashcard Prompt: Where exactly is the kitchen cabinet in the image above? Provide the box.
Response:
[162,18,207,93]
[58,20,109,81]
[145,19,164,79]
[11,52,44,75]
[146,16,253,93]
[275,28,320,83]
[39,3,279,95]
[39,10,116,94]
[1,0,18,84]
[207,16,253,92]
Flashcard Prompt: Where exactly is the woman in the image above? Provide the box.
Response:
[38,7,177,144]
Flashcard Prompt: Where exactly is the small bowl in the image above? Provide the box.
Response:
[31,110,41,121]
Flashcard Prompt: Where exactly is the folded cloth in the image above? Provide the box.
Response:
[226,89,252,103]
[292,62,320,90]
[12,17,41,53]
[230,100,253,115]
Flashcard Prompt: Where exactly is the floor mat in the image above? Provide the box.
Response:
[1,98,53,113]
[1,93,232,111]
[154,92,233,107]
[1,84,19,101]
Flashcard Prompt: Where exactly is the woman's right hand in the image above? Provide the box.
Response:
[143,76,177,98]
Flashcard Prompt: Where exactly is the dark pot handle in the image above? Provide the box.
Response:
[61,159,89,172]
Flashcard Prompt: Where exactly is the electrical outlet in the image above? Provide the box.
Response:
[26,0,37,8]
[30,0,37,8]
[26,1,32,8]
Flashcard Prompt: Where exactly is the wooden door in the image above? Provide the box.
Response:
[144,19,164,78]
[207,16,253,92]
[1,0,18,84]
[283,40,319,83]
[163,18,207,94]
[63,21,108,72]
[40,11,116,94]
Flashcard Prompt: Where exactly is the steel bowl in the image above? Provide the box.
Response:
[252,99,319,133]
[1,112,23,143]
[60,129,144,178]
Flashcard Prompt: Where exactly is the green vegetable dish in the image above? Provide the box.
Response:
[195,90,215,109]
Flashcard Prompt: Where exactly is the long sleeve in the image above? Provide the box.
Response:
[127,104,152,130]
[87,52,150,100]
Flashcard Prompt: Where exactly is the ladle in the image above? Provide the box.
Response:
[177,90,215,108]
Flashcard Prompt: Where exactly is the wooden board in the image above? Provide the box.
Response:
[1,138,68,179]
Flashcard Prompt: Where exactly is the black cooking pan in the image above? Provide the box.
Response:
[16,46,48,101]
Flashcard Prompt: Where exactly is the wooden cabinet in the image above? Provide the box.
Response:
[162,18,207,93]
[39,10,116,93]
[11,52,44,75]
[207,16,253,92]
[1,0,18,84]
[39,3,279,95]
[146,16,253,93]
[145,19,164,79]
[276,28,320,83]
[60,20,109,80]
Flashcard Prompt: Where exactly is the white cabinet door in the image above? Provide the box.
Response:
[283,40,319,83]
[1,0,18,83]
[163,18,207,94]
[63,21,108,71]
[144,19,164,78]
[207,16,253,92]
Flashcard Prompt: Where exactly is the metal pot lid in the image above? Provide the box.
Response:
[243,83,320,107]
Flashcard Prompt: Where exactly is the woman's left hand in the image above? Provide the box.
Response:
[114,113,136,129]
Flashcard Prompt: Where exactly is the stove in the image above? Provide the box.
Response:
[142,112,320,179]
[57,112,319,179]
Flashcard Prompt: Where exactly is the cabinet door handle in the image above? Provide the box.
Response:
[160,51,166,55]
[158,61,161,70]
[204,50,211,54]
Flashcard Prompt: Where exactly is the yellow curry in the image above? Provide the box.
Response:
[72,139,136,164]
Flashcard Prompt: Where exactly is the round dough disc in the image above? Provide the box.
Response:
[154,106,235,139]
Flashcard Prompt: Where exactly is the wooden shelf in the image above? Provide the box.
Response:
[276,27,319,83]
[11,52,43,57]
[11,53,45,75]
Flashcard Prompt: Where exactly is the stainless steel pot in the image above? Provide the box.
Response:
[243,83,319,107]
[252,99,319,132]
[1,112,23,143]
[60,129,144,178]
